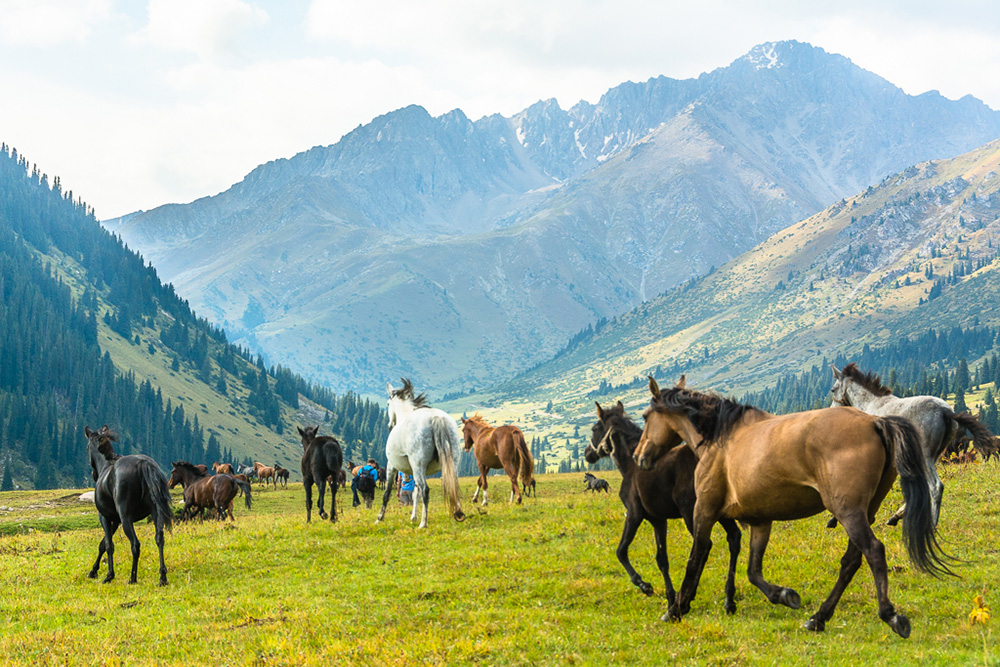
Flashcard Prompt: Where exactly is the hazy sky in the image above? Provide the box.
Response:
[2,0,999,219]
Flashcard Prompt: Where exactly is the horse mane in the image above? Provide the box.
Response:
[394,378,430,408]
[841,362,893,397]
[600,403,644,449]
[174,460,208,477]
[95,428,120,462]
[466,413,490,428]
[650,388,762,447]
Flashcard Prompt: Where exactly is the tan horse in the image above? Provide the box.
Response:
[461,414,535,505]
[633,376,951,638]
[254,462,276,488]
[212,462,234,475]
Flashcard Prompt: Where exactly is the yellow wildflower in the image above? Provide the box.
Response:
[969,594,991,626]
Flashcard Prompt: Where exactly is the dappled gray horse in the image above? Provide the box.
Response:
[831,363,995,526]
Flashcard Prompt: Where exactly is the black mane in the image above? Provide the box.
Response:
[842,362,893,397]
[650,388,760,447]
[394,377,430,408]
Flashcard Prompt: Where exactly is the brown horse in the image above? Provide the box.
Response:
[633,376,951,638]
[212,462,234,475]
[169,461,252,521]
[254,462,276,488]
[274,464,290,488]
[461,414,535,505]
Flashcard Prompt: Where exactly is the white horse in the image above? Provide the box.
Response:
[376,379,466,528]
[831,363,995,526]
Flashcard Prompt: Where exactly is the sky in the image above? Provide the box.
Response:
[2,1,1000,220]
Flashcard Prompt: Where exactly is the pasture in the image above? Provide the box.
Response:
[0,464,996,666]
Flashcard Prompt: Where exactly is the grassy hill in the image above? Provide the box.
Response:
[0,463,996,664]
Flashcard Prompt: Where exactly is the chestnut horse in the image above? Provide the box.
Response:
[634,376,951,638]
[254,462,276,488]
[212,462,234,475]
[587,402,740,609]
[461,414,535,505]
[169,461,252,521]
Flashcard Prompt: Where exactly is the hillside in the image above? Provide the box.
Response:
[457,140,1000,456]
[104,41,1000,393]
[0,145,388,490]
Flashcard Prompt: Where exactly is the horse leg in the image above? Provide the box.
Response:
[719,518,742,615]
[120,518,141,584]
[616,510,655,597]
[502,461,521,504]
[317,477,329,520]
[667,513,714,621]
[476,464,489,506]
[746,522,800,609]
[885,503,906,526]
[328,474,338,523]
[155,516,167,586]
[650,518,672,602]
[411,468,430,528]
[804,538,863,632]
[99,516,120,584]
[376,466,398,524]
[88,524,110,579]
[304,478,314,523]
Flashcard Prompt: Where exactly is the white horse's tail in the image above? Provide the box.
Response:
[433,416,466,522]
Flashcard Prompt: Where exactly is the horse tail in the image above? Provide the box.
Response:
[433,416,466,522]
[949,410,997,460]
[143,461,173,532]
[513,429,535,495]
[875,415,954,577]
[235,477,253,511]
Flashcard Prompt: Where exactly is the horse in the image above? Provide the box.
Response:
[254,462,276,488]
[376,379,465,528]
[85,425,172,586]
[461,414,535,505]
[356,467,377,508]
[274,464,290,488]
[583,472,611,493]
[831,363,996,526]
[212,462,234,475]
[237,464,257,480]
[168,461,252,521]
[633,376,952,637]
[586,401,741,610]
[376,465,387,490]
[297,425,344,523]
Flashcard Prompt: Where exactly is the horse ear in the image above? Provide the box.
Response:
[616,400,624,411]
[595,402,605,420]
[832,364,842,379]
[85,426,93,437]
[297,426,305,436]
[648,375,661,398]
[386,381,394,396]
[676,374,686,389]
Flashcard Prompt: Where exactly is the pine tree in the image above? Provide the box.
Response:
[1,464,13,491]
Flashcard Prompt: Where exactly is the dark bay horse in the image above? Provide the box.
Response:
[831,363,996,526]
[168,461,252,521]
[634,376,951,637]
[461,414,535,505]
[587,402,740,610]
[274,464,290,488]
[85,425,172,586]
[297,425,344,523]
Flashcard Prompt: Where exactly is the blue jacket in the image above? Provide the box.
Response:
[357,464,378,482]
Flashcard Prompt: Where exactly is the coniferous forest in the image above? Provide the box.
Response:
[0,145,388,490]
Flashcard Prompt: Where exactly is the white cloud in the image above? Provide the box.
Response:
[0,0,113,46]
[132,0,269,61]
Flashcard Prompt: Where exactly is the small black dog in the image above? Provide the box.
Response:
[583,472,610,493]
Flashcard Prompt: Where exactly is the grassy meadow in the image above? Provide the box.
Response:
[0,463,997,666]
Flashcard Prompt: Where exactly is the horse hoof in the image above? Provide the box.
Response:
[319,512,328,520]
[662,605,683,623]
[781,588,801,609]
[803,617,825,632]
[725,601,737,615]
[638,582,654,597]
[888,614,911,639]
[159,578,168,587]
[102,576,114,584]
[87,571,98,579]
[826,517,838,529]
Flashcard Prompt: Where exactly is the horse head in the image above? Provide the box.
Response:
[634,377,691,470]
[297,425,319,447]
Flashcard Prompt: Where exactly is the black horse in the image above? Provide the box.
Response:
[586,402,742,612]
[583,472,611,493]
[298,425,344,522]
[85,425,172,586]
[356,468,377,508]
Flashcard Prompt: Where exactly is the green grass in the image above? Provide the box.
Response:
[0,464,997,665]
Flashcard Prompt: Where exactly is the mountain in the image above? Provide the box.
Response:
[0,145,389,490]
[104,40,1000,393]
[488,139,1000,443]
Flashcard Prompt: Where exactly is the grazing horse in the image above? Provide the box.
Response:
[254,462,276,488]
[583,472,611,493]
[274,464,290,488]
[212,462,234,475]
[634,376,951,637]
[85,425,172,586]
[831,363,996,526]
[587,401,741,609]
[168,461,252,521]
[461,414,535,505]
[377,379,465,528]
[297,425,344,523]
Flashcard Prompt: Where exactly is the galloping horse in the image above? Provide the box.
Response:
[587,401,740,609]
[212,462,234,475]
[274,464,290,488]
[634,376,951,637]
[461,414,535,505]
[831,363,996,526]
[376,379,465,528]
[583,472,610,493]
[254,462,276,488]
[85,425,172,586]
[297,425,343,523]
[168,461,252,521]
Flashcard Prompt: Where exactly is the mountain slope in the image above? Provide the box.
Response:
[105,41,1000,393]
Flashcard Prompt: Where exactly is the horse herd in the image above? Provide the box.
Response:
[83,366,996,639]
